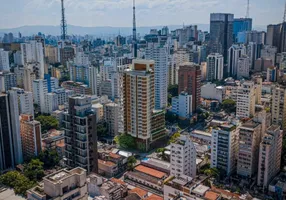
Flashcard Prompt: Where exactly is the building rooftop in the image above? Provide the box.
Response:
[241,120,260,130]
[45,167,85,183]
[98,159,116,167]
[141,158,171,172]
[267,124,280,132]
[192,184,210,196]
[129,187,148,198]
[204,191,221,200]
[145,194,163,200]
[109,152,121,159]
[134,165,167,179]
[110,178,126,185]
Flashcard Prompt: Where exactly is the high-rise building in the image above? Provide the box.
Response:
[171,48,190,85]
[178,62,201,111]
[233,18,252,41]
[45,93,59,114]
[227,44,246,77]
[171,92,192,119]
[104,103,119,137]
[63,95,98,174]
[257,125,283,189]
[145,42,168,109]
[44,45,58,64]
[209,13,234,62]
[9,87,34,116]
[206,53,224,81]
[261,45,277,65]
[21,41,45,79]
[245,31,266,44]
[58,41,75,65]
[69,64,98,95]
[33,79,48,113]
[0,93,23,172]
[271,86,286,131]
[236,81,255,118]
[211,120,240,175]
[0,49,9,71]
[0,72,16,92]
[237,55,250,79]
[247,42,263,69]
[23,67,36,92]
[266,66,277,82]
[20,114,41,161]
[170,135,196,178]
[237,119,262,178]
[123,60,166,151]
[266,22,286,53]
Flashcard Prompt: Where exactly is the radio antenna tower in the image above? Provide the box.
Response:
[61,0,67,40]
[246,0,250,18]
[132,0,137,58]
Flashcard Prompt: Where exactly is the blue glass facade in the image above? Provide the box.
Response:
[233,18,252,41]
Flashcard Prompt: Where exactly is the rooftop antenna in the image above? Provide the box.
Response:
[246,0,250,18]
[132,0,137,58]
[61,0,67,40]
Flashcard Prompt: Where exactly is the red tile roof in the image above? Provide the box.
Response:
[110,178,126,185]
[204,191,221,200]
[109,152,121,159]
[129,187,148,198]
[134,165,167,179]
[98,159,116,167]
[145,194,163,200]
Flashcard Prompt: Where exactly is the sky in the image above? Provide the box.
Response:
[0,0,284,28]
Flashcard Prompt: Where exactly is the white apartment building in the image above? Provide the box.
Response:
[228,44,246,76]
[33,79,48,113]
[45,93,59,114]
[237,55,250,79]
[54,88,74,106]
[261,45,277,65]
[27,167,88,200]
[0,49,9,71]
[207,53,224,81]
[171,92,192,119]
[21,41,45,79]
[211,122,240,175]
[257,125,283,189]
[236,81,256,118]
[13,51,23,66]
[146,42,168,109]
[201,83,226,103]
[104,103,119,137]
[69,64,98,95]
[9,87,34,116]
[170,135,196,178]
[237,120,262,178]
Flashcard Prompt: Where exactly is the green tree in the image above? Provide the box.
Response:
[24,159,45,181]
[114,134,136,149]
[35,115,59,132]
[38,150,60,169]
[168,84,178,97]
[0,171,35,196]
[204,167,220,178]
[168,132,180,144]
[165,112,178,123]
[221,99,236,114]
[127,156,137,170]
[97,123,108,137]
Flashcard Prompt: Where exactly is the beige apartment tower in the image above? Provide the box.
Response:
[123,59,166,151]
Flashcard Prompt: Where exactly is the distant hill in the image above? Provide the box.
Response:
[0,24,267,37]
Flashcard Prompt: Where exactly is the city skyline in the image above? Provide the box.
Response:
[0,0,285,29]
